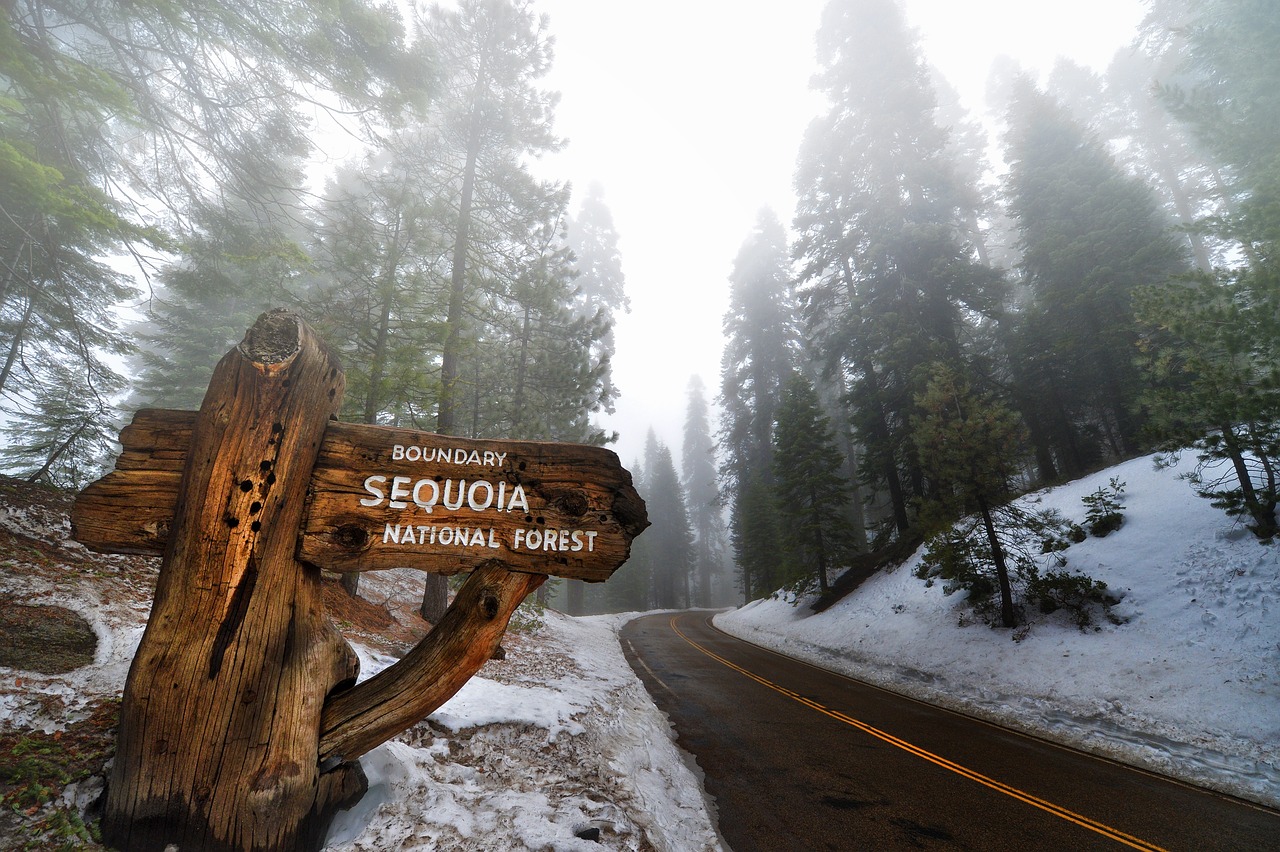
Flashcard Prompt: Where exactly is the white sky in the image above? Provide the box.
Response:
[535,0,1147,468]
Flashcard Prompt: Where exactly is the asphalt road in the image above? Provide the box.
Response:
[619,611,1280,852]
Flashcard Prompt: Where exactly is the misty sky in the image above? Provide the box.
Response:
[535,0,1146,468]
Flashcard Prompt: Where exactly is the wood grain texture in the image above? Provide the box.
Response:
[74,414,649,581]
[101,311,357,852]
[78,311,651,851]
[318,562,544,764]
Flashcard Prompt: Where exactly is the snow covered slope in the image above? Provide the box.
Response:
[716,454,1280,808]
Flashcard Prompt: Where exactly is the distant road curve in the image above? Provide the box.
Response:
[619,611,1280,852]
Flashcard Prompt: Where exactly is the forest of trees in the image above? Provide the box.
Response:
[716,0,1280,623]
[1,0,633,475]
[3,0,1277,620]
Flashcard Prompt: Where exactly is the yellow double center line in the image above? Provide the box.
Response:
[669,615,1168,852]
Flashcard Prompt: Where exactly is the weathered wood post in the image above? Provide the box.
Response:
[72,310,647,851]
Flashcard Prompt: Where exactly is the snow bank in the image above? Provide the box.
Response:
[325,611,721,851]
[716,455,1280,807]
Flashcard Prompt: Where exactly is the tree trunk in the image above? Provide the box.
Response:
[565,579,585,615]
[428,88,486,622]
[1222,424,1278,538]
[0,292,35,395]
[976,494,1017,629]
[344,252,402,601]
[320,563,543,764]
[102,310,364,852]
[420,572,449,624]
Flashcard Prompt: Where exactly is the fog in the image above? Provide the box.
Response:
[538,0,1145,467]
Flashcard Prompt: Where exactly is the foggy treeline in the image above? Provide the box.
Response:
[1,0,627,484]
[3,0,1279,619]
[708,0,1280,624]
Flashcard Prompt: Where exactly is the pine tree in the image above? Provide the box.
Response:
[1048,53,1225,274]
[1132,0,1280,540]
[792,0,1003,539]
[3,0,412,485]
[911,364,1028,628]
[0,10,153,478]
[605,457,653,612]
[407,0,568,618]
[771,376,854,596]
[132,174,312,412]
[427,0,564,437]
[1136,271,1280,539]
[1000,78,1188,476]
[566,183,630,420]
[303,145,450,430]
[728,472,785,602]
[719,209,797,601]
[682,376,728,606]
[644,440,695,609]
[0,360,125,489]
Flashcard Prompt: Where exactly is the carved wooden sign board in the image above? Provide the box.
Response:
[69,310,648,852]
[75,411,646,582]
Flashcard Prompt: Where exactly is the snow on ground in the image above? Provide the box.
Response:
[2,453,1277,850]
[0,483,722,852]
[324,609,721,851]
[716,454,1280,809]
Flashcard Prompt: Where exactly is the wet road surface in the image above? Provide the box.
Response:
[619,611,1280,851]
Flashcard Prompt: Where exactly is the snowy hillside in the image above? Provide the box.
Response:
[717,454,1280,809]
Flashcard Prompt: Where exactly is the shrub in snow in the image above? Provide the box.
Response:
[916,504,1065,627]
[1082,477,1126,537]
[915,503,1116,630]
[1028,570,1120,629]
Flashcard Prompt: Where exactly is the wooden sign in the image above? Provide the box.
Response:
[73,413,647,582]
[73,310,649,852]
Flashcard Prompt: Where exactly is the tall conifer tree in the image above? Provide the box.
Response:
[719,209,796,600]
[682,376,728,606]
[772,375,854,595]
[1001,78,1187,476]
[792,0,1001,539]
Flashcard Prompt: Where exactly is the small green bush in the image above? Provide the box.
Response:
[1082,477,1126,537]
[1029,570,1119,629]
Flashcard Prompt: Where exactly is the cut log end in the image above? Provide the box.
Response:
[239,309,302,365]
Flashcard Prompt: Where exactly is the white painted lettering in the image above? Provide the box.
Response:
[467,480,494,511]
[383,523,401,543]
[392,445,405,460]
[361,475,387,507]
[413,479,439,512]
[389,475,412,509]
[507,484,529,513]
[442,479,465,511]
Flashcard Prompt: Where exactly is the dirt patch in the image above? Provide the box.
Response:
[0,601,97,674]
[322,575,429,656]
